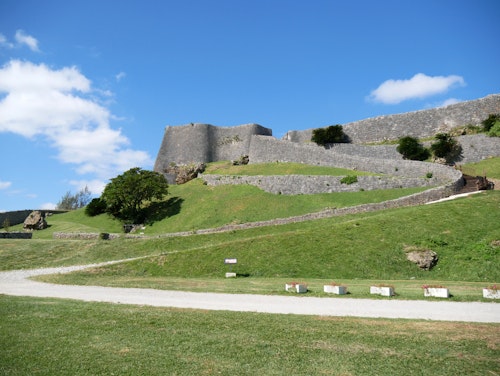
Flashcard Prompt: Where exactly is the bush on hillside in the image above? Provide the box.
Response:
[396,136,430,161]
[311,125,348,146]
[85,198,107,217]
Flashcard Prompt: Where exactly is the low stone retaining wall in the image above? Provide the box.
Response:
[0,232,32,239]
[201,174,438,194]
[52,232,121,240]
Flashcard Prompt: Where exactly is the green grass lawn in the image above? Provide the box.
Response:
[460,156,500,179]
[204,160,378,176]
[1,295,498,376]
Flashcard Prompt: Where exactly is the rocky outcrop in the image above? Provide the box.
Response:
[23,211,47,231]
[406,249,439,270]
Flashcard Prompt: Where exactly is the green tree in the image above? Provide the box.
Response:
[396,136,430,161]
[311,125,347,146]
[430,133,460,160]
[101,167,169,223]
[56,186,92,210]
[84,198,107,217]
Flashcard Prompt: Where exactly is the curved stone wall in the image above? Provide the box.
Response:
[201,174,438,195]
[284,94,500,143]
[245,135,463,198]
[154,123,272,173]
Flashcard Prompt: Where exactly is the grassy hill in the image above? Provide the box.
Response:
[2,159,499,299]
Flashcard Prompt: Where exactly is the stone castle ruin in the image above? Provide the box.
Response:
[153,94,500,200]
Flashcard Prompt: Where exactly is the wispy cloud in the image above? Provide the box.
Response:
[116,71,126,82]
[0,30,40,51]
[0,60,152,194]
[0,33,14,48]
[40,202,57,210]
[368,73,466,104]
[14,30,40,52]
[0,180,12,190]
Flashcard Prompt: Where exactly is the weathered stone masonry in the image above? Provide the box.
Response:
[285,94,500,143]
[153,94,499,202]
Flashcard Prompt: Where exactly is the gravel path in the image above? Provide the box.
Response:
[1,261,499,323]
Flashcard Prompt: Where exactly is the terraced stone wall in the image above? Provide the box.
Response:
[285,94,500,144]
[154,123,272,174]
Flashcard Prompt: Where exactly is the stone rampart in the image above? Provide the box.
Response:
[52,232,121,240]
[154,123,272,174]
[248,136,461,181]
[0,232,32,239]
[321,134,500,163]
[284,94,500,144]
[201,174,437,195]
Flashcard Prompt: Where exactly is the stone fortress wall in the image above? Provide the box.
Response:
[284,94,500,143]
[154,94,500,199]
[154,123,272,173]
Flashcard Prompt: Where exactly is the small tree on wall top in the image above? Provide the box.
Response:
[311,125,348,146]
[101,167,169,223]
[430,133,462,163]
[396,136,430,161]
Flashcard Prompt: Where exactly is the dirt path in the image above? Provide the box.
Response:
[1,261,499,323]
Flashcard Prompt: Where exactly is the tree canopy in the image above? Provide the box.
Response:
[311,125,347,146]
[56,186,92,210]
[101,167,169,223]
[396,136,430,161]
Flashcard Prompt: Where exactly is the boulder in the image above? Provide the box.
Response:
[476,176,494,190]
[406,249,438,270]
[23,211,48,231]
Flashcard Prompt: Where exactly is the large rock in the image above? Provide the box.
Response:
[23,211,48,231]
[406,249,439,270]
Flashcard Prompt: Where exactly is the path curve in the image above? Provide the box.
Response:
[1,261,499,323]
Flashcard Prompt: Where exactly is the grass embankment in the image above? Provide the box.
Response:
[3,192,499,301]
[1,295,498,376]
[460,157,500,179]
[18,161,429,238]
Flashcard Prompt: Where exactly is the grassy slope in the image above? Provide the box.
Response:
[460,157,500,179]
[19,164,429,238]
[2,295,498,376]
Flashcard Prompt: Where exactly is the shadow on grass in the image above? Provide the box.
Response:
[143,197,184,225]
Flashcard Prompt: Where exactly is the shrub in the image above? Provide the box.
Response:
[487,120,500,137]
[430,133,461,162]
[481,114,500,132]
[85,198,107,217]
[396,136,430,161]
[311,125,347,146]
[340,175,358,185]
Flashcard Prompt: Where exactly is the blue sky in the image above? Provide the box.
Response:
[1,0,499,212]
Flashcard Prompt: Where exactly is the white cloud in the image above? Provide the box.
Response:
[40,202,57,210]
[368,73,466,104]
[14,30,40,52]
[0,180,12,189]
[116,71,126,82]
[0,60,152,185]
[0,33,14,48]
[70,179,107,195]
[438,98,462,107]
